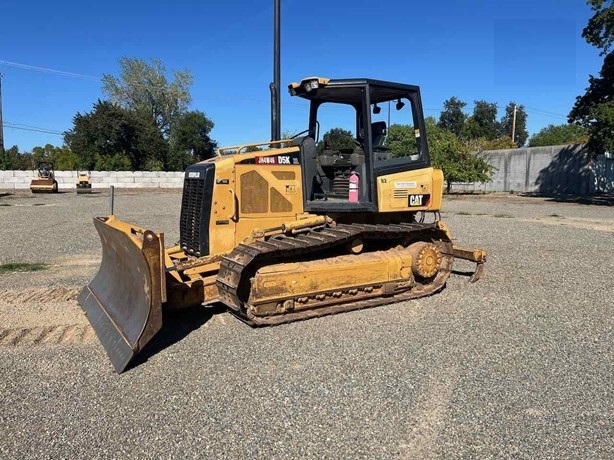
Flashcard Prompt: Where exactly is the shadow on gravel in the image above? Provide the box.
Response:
[452,269,476,278]
[548,194,614,206]
[126,303,227,371]
[521,192,614,206]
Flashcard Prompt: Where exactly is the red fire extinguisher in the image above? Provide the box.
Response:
[349,171,359,203]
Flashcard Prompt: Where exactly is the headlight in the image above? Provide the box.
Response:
[303,79,319,92]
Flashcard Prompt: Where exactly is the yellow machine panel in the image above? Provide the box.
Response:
[376,167,444,212]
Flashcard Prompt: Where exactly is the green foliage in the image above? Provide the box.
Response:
[586,101,614,153]
[583,0,614,54]
[528,124,590,147]
[436,97,529,148]
[570,1,614,154]
[168,110,217,171]
[438,97,467,136]
[2,145,33,170]
[64,100,167,171]
[318,128,355,153]
[102,57,193,138]
[471,137,517,151]
[425,117,494,192]
[29,144,79,170]
[464,100,500,140]
[0,147,7,170]
[386,124,417,158]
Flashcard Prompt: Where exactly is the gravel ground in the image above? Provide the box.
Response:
[0,189,613,459]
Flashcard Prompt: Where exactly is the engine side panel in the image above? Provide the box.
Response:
[376,167,444,212]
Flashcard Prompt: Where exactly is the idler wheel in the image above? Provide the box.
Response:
[408,242,442,278]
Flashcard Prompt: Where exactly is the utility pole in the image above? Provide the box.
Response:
[0,73,5,167]
[511,104,517,146]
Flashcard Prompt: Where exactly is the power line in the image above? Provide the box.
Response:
[524,106,568,119]
[3,122,63,135]
[0,60,100,81]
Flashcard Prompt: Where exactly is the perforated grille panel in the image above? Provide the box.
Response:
[179,163,215,257]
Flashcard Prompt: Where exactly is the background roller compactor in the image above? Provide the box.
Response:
[76,171,92,193]
[30,161,58,193]
[79,77,487,372]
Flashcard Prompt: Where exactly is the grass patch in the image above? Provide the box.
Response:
[0,203,10,206]
[493,214,513,218]
[0,262,48,273]
[457,211,473,215]
[548,213,561,218]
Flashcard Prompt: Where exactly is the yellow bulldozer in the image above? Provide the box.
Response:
[79,76,486,372]
[30,161,58,193]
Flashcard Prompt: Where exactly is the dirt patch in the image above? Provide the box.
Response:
[0,324,94,347]
[0,287,94,347]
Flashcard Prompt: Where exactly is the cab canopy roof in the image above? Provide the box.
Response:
[288,76,421,105]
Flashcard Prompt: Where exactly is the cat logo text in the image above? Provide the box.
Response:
[408,194,431,207]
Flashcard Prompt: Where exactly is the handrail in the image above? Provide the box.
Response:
[217,138,293,156]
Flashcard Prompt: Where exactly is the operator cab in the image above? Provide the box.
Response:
[288,77,430,213]
[38,162,54,178]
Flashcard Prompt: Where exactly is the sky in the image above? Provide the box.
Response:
[0,0,603,152]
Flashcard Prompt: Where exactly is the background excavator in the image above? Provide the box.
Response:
[78,2,485,373]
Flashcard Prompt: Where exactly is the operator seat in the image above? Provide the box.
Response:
[372,121,390,161]
[292,136,322,201]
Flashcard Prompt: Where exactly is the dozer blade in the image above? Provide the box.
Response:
[78,216,166,373]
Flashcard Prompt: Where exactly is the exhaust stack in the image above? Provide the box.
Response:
[270,0,281,142]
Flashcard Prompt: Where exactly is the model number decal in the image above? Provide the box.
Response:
[256,155,299,165]
[408,194,431,207]
[188,171,200,178]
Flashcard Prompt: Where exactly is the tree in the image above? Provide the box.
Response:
[438,97,467,136]
[426,117,494,192]
[31,144,79,170]
[528,124,590,147]
[582,0,614,53]
[317,128,356,153]
[2,145,33,170]
[499,103,528,147]
[102,57,193,139]
[569,1,614,154]
[0,147,7,170]
[464,100,500,140]
[64,100,167,171]
[386,124,417,158]
[168,110,217,171]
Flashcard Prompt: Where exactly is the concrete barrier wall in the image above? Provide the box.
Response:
[2,145,613,195]
[453,144,614,195]
[0,170,185,190]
